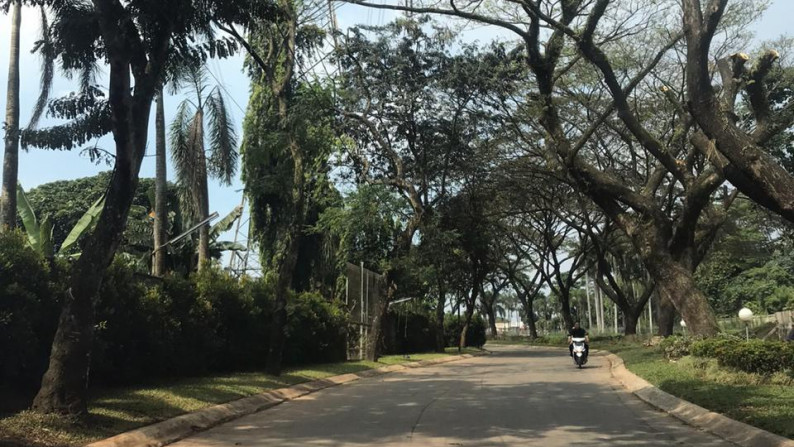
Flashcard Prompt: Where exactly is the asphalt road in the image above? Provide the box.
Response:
[171,345,734,447]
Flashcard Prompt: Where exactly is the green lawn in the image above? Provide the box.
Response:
[0,348,480,447]
[488,337,793,439]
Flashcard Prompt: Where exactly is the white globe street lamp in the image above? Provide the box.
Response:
[739,307,753,341]
[680,319,686,337]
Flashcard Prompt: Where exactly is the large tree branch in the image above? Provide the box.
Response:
[342,0,530,39]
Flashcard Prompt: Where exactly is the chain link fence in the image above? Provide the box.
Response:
[345,262,385,360]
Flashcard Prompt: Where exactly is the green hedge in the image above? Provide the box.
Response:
[1,238,350,392]
[383,309,438,354]
[444,314,486,348]
[692,338,794,375]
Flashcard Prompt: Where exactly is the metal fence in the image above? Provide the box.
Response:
[345,262,385,360]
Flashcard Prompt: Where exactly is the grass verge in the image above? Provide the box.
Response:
[487,336,793,439]
[0,348,481,447]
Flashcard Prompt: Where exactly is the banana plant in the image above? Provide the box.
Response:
[16,183,104,259]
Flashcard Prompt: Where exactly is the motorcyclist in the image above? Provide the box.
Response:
[568,322,589,357]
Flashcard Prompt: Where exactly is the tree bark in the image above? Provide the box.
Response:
[559,292,574,332]
[152,91,167,276]
[482,295,498,338]
[644,251,717,336]
[265,222,302,374]
[459,297,475,350]
[524,296,538,339]
[623,308,639,335]
[1,0,21,231]
[434,280,446,352]
[656,293,676,336]
[365,279,391,361]
[195,110,211,270]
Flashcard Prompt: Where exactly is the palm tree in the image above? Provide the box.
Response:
[169,66,238,270]
[152,89,168,276]
[1,5,53,231]
[1,0,21,230]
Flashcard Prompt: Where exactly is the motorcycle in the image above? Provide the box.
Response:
[571,337,588,368]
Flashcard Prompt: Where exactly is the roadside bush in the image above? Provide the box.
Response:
[383,309,436,354]
[0,231,59,389]
[283,291,348,365]
[691,335,794,375]
[90,263,347,384]
[690,336,739,359]
[722,341,794,375]
[658,335,693,360]
[444,314,486,348]
[2,250,351,392]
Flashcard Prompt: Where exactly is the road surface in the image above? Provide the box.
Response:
[171,345,733,446]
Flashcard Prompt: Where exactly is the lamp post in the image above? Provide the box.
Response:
[680,319,686,337]
[738,307,753,341]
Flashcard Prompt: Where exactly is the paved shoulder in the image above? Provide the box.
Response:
[171,346,734,446]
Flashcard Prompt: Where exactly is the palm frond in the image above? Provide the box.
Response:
[27,6,54,130]
[78,60,99,94]
[206,89,238,185]
[169,100,196,188]
[186,108,206,195]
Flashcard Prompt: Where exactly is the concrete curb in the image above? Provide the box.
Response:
[84,351,489,447]
[606,353,794,447]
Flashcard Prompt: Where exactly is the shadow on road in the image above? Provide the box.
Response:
[180,347,722,447]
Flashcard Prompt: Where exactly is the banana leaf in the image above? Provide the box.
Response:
[39,215,55,259]
[210,205,243,239]
[16,183,41,251]
[61,195,106,254]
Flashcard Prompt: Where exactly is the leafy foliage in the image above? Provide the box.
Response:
[693,338,794,375]
[443,313,487,348]
[658,336,694,360]
[0,232,60,389]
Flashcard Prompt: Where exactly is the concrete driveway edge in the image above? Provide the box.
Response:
[83,350,489,447]
[606,353,794,447]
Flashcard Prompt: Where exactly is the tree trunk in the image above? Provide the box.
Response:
[1,0,21,231]
[646,253,717,336]
[365,279,391,361]
[265,224,302,374]
[32,40,157,413]
[434,281,446,352]
[656,292,675,336]
[195,109,211,270]
[559,292,574,332]
[623,307,639,335]
[483,300,497,338]
[525,298,538,339]
[459,300,475,350]
[34,119,150,415]
[152,91,167,276]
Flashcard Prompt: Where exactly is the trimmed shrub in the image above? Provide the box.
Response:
[692,337,794,375]
[691,336,738,359]
[90,263,347,384]
[658,335,693,360]
[722,340,792,375]
[444,314,486,348]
